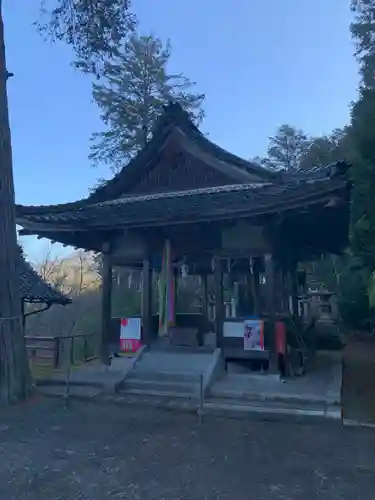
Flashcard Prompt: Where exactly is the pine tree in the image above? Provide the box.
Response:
[90,34,205,173]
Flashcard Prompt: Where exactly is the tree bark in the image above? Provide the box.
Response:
[0,2,32,403]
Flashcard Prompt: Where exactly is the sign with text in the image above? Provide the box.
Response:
[244,318,264,351]
[120,317,141,353]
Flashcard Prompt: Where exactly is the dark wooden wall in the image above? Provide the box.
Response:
[130,152,238,195]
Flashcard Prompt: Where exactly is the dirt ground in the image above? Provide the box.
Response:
[0,397,375,500]
[342,335,375,423]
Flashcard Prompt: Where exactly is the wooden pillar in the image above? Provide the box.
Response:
[264,254,275,317]
[273,261,284,314]
[280,267,289,313]
[252,257,261,316]
[201,274,208,318]
[21,299,25,334]
[244,274,253,315]
[264,253,278,372]
[213,257,224,348]
[101,251,112,365]
[173,267,178,314]
[141,257,152,344]
[288,260,299,317]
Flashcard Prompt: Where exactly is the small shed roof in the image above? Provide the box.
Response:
[18,256,71,305]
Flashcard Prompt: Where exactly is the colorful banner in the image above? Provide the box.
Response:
[120,317,141,353]
[244,318,264,351]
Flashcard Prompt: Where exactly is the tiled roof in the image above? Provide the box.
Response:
[18,256,71,305]
[16,170,348,230]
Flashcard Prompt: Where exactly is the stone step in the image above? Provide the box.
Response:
[129,369,203,383]
[38,384,101,399]
[209,385,334,407]
[121,387,198,399]
[105,392,199,412]
[138,352,211,373]
[124,377,198,395]
[203,397,341,424]
[149,344,214,354]
[37,377,105,389]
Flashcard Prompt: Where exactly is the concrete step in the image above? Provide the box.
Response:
[124,377,198,395]
[203,397,341,424]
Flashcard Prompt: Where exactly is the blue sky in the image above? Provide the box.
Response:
[5,0,358,260]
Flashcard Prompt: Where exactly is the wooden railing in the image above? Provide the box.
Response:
[26,332,100,369]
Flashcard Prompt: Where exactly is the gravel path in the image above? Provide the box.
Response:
[0,397,374,499]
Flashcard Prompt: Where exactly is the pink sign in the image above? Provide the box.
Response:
[120,338,141,352]
[120,317,141,353]
[244,318,264,351]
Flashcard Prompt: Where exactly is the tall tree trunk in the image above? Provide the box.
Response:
[0,1,32,403]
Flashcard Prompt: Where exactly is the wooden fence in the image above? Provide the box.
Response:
[26,332,100,369]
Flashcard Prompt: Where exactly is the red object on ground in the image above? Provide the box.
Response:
[275,320,286,355]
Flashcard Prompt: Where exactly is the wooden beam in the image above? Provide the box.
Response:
[21,299,25,333]
[213,257,224,348]
[252,257,261,316]
[264,253,278,372]
[173,267,178,314]
[141,257,152,344]
[288,259,299,317]
[100,252,112,364]
[264,254,275,317]
[201,274,208,318]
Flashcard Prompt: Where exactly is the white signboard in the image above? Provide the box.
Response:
[120,317,141,352]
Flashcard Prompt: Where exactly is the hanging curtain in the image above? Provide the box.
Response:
[158,240,175,337]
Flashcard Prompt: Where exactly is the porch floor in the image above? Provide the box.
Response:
[131,349,213,376]
[209,351,342,408]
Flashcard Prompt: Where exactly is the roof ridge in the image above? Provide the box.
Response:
[92,182,272,207]
[87,103,276,203]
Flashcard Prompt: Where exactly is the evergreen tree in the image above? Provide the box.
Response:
[38,0,136,75]
[257,124,351,172]
[299,129,351,171]
[351,0,375,88]
[90,34,205,173]
[258,124,309,171]
[349,0,375,269]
